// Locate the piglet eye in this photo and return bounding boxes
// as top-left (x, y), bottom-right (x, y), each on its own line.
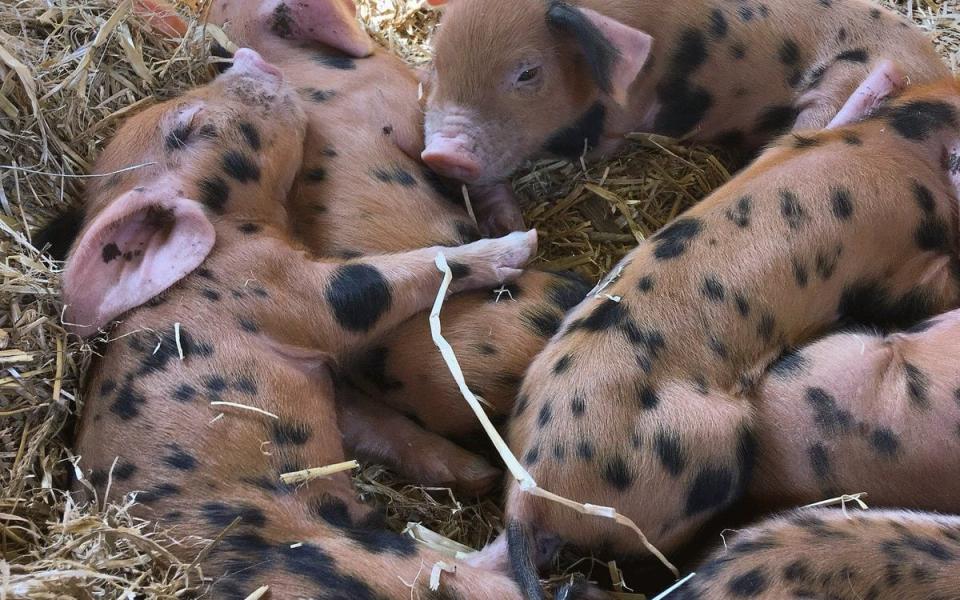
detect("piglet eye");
top-left (516, 66), bottom-right (541, 83)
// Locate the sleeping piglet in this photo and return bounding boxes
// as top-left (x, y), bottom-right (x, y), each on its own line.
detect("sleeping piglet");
top-left (421, 0), bottom-right (949, 231)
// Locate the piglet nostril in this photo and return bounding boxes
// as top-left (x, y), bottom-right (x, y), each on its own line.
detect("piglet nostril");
top-left (421, 138), bottom-right (482, 182)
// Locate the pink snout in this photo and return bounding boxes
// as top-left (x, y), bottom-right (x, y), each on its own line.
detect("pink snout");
top-left (232, 48), bottom-right (283, 80)
top-left (421, 137), bottom-right (482, 183)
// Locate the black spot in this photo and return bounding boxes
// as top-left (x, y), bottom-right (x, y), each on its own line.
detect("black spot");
top-left (838, 280), bottom-right (937, 331)
top-left (728, 568), bottom-right (769, 597)
top-left (915, 219), bottom-right (948, 252)
top-left (203, 375), bottom-right (228, 394)
top-left (89, 469), bottom-right (107, 488)
top-left (757, 312), bottom-right (776, 343)
top-left (372, 166), bottom-right (417, 187)
top-left (101, 243), bottom-right (121, 263)
top-left (885, 100), bottom-right (958, 141)
top-left (111, 380), bottom-right (147, 420)
top-left (769, 348), bottom-right (807, 377)
top-left (543, 102), bottom-right (606, 158)
top-left (792, 258), bottom-right (809, 287)
top-left (685, 466), bottom-right (733, 516)
top-left (730, 43), bottom-right (746, 60)
top-left (836, 48), bottom-right (869, 63)
top-left (738, 5), bottom-right (754, 21)
top-left (314, 50), bottom-right (356, 70)
top-left (709, 336), bottom-right (729, 360)
top-left (571, 395), bottom-right (586, 416)
top-left (115, 462), bottom-right (137, 480)
top-left (521, 308), bottom-right (561, 338)
top-left (548, 273), bottom-right (591, 310)
top-left (806, 387), bottom-right (854, 436)
top-left (635, 275), bottom-right (655, 293)
top-left (326, 264), bottom-right (392, 332)
top-left (577, 440), bottom-right (594, 461)
top-left (199, 176), bottom-right (229, 214)
top-left (654, 29), bottom-right (713, 137)
top-left (524, 445), bottom-right (540, 466)
top-left (842, 132), bottom-right (862, 146)
top-left (237, 223), bottom-right (261, 236)
top-left (837, 27), bottom-right (847, 42)
top-left (578, 299), bottom-right (628, 331)
top-left (603, 455), bottom-right (633, 490)
top-left (238, 122), bottom-right (261, 150)
top-left (870, 8), bottom-right (881, 18)
top-left (784, 559), bottom-right (811, 582)
top-left (222, 151), bottom-right (260, 183)
top-left (304, 167), bottom-right (327, 183)
top-left (831, 186), bottom-right (854, 220)
top-left (754, 105), bottom-right (799, 136)
top-left (792, 134), bottom-right (821, 149)
top-left (904, 363), bottom-right (930, 409)
top-left (652, 217), bottom-right (703, 260)
top-left (701, 276), bottom-right (725, 302)
top-left (779, 190), bottom-right (807, 230)
top-left (174, 384), bottom-right (197, 403)
top-left (734, 293), bottom-right (750, 317)
top-left (779, 39), bottom-right (800, 65)
top-left (201, 288), bottom-right (221, 302)
top-left (165, 122), bottom-right (191, 151)
top-left (546, 2), bottom-right (619, 94)
top-left (272, 421), bottom-right (312, 446)
top-left (310, 88), bottom-right (337, 102)
top-left (815, 247), bottom-right (841, 280)
top-left (709, 9), bottom-right (728, 38)
top-left (356, 347), bottom-right (402, 393)
top-left (808, 443), bottom-right (831, 479)
top-left (537, 404), bottom-right (553, 428)
top-left (238, 317), bottom-right (260, 333)
top-left (514, 394), bottom-right (529, 417)
top-left (655, 431), bottom-right (687, 476)
top-left (224, 375), bottom-right (253, 397)
top-left (724, 196), bottom-right (752, 229)
top-left (638, 384), bottom-right (659, 410)
top-left (553, 354), bottom-right (573, 375)
top-left (871, 428), bottom-right (901, 457)
top-left (138, 482), bottom-right (181, 504)
top-left (202, 501), bottom-right (267, 528)
top-left (163, 444), bottom-right (197, 471)
top-left (269, 2), bottom-right (294, 36)
top-left (278, 543), bottom-right (377, 599)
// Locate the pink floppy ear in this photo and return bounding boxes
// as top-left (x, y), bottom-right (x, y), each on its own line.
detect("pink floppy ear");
top-left (268, 0), bottom-right (375, 58)
top-left (547, 3), bottom-right (653, 107)
top-left (63, 186), bottom-right (215, 337)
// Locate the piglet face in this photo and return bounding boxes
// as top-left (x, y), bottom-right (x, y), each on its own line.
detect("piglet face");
top-left (64, 49), bottom-right (306, 336)
top-left (423, 0), bottom-right (652, 184)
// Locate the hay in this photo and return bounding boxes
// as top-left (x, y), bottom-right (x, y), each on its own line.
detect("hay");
top-left (0, 0), bottom-right (957, 597)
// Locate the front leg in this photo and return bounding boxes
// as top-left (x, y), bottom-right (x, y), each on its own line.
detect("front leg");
top-left (247, 230), bottom-right (537, 357)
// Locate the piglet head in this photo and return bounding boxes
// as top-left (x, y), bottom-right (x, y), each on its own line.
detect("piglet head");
top-left (64, 48), bottom-right (306, 336)
top-left (209, 0), bottom-right (374, 57)
top-left (423, 0), bottom-right (652, 185)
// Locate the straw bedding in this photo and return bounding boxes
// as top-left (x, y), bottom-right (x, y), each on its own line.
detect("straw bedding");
top-left (0, 0), bottom-right (957, 596)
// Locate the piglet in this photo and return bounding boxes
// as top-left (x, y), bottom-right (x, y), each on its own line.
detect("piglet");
top-left (482, 78), bottom-right (960, 598)
top-left (68, 48), bottom-right (539, 599)
top-left (422, 0), bottom-right (949, 231)
top-left (676, 508), bottom-right (960, 600)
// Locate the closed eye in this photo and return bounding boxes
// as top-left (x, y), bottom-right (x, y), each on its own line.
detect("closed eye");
top-left (165, 122), bottom-right (193, 151)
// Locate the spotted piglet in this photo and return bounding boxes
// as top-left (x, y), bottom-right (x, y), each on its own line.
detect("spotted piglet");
top-left (484, 78), bottom-right (960, 598)
top-left (675, 508), bottom-right (960, 600)
top-left (421, 0), bottom-right (949, 231)
top-left (67, 49), bottom-right (538, 599)
top-left (750, 308), bottom-right (960, 512)
top-left (202, 0), bottom-right (595, 494)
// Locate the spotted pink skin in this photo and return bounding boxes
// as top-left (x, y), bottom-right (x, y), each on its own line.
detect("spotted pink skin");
top-left (423, 0), bottom-right (948, 218)
top-left (485, 79), bottom-right (960, 591)
top-left (679, 508), bottom-right (960, 599)
top-left (68, 47), bottom-right (539, 598)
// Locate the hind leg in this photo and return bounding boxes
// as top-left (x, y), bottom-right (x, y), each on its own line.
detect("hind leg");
top-left (752, 309), bottom-right (960, 511)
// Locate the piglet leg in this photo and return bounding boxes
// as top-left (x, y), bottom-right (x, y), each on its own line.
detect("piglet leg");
top-left (468, 183), bottom-right (527, 237)
top-left (337, 384), bottom-right (501, 495)
top-left (253, 230), bottom-right (537, 358)
top-left (827, 60), bottom-right (907, 129)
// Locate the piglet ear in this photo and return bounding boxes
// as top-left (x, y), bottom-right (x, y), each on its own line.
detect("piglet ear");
top-left (132, 0), bottom-right (189, 37)
top-left (546, 2), bottom-right (653, 107)
top-left (270, 0), bottom-right (374, 58)
top-left (63, 187), bottom-right (215, 337)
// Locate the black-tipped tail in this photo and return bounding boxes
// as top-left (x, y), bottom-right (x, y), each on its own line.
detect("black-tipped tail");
top-left (507, 519), bottom-right (545, 600)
